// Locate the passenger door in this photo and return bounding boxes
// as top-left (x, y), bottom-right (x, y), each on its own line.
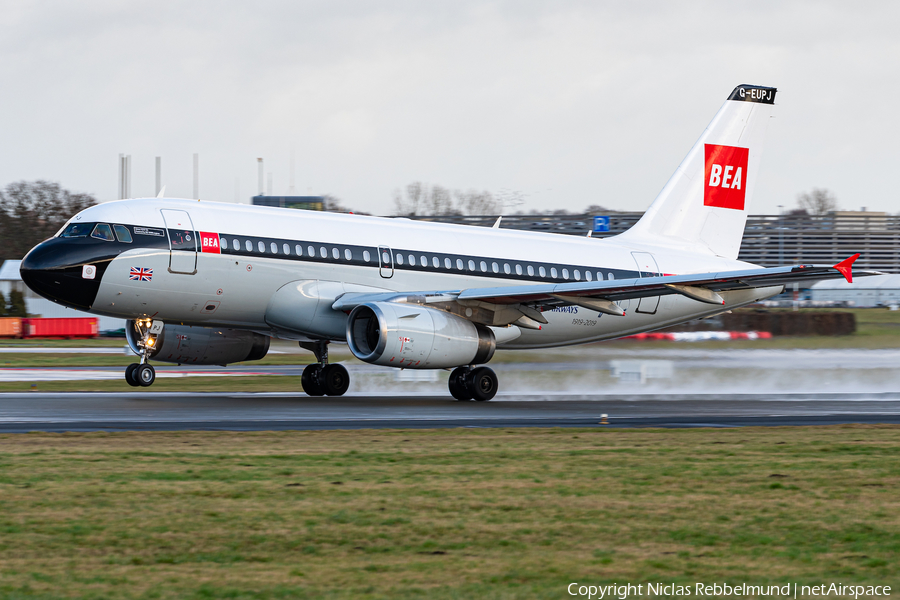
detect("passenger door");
top-left (631, 251), bottom-right (660, 314)
top-left (161, 209), bottom-right (197, 274)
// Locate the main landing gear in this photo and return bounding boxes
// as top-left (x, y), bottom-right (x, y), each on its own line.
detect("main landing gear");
top-left (448, 366), bottom-right (498, 401)
top-left (300, 341), bottom-right (350, 397)
top-left (126, 319), bottom-right (157, 388)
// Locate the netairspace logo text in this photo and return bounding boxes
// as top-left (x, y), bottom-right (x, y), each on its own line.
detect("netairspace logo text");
top-left (567, 582), bottom-right (892, 599)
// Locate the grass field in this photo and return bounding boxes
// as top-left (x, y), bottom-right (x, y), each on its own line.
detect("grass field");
top-left (0, 426), bottom-right (896, 599)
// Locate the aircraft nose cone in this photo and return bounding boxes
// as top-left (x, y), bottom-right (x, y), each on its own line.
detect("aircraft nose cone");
top-left (20, 239), bottom-right (107, 311)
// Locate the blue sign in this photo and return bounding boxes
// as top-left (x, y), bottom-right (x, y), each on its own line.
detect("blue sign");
top-left (592, 216), bottom-right (610, 233)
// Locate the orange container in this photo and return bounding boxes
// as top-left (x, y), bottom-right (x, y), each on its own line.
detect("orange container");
top-left (22, 318), bottom-right (99, 339)
top-left (0, 317), bottom-right (22, 338)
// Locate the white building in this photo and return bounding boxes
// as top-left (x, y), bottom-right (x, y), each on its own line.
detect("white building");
top-left (811, 274), bottom-right (900, 307)
top-left (0, 260), bottom-right (126, 332)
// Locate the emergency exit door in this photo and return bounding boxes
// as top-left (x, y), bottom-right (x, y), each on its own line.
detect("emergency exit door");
top-left (378, 246), bottom-right (394, 278)
top-left (161, 209), bottom-right (197, 274)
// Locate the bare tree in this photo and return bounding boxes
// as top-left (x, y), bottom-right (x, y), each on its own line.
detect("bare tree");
top-left (454, 189), bottom-right (500, 215)
top-left (797, 188), bottom-right (838, 215)
top-left (0, 180), bottom-right (96, 262)
top-left (321, 194), bottom-right (367, 214)
top-left (394, 182), bottom-right (531, 216)
top-left (394, 182), bottom-right (461, 216)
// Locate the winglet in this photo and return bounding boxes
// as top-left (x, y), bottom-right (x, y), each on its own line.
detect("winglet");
top-left (833, 253), bottom-right (860, 283)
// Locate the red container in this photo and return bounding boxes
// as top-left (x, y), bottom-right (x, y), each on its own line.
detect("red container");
top-left (22, 318), bottom-right (99, 339)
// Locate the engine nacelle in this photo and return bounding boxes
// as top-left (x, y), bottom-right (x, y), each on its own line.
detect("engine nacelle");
top-left (346, 303), bottom-right (495, 369)
top-left (126, 320), bottom-right (270, 365)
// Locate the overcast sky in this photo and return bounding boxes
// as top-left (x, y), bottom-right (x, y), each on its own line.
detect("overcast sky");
top-left (1, 1), bottom-right (898, 215)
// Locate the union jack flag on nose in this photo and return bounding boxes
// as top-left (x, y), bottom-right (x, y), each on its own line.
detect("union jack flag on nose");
top-left (129, 267), bottom-right (153, 282)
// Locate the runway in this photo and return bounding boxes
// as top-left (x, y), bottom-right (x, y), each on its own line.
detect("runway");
top-left (1, 391), bottom-right (899, 432)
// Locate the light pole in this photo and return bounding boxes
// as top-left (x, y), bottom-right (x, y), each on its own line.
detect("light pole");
top-left (777, 205), bottom-right (784, 266)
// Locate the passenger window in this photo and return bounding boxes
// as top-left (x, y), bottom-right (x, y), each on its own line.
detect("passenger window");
top-left (295, 244), bottom-right (303, 256)
top-left (382, 251), bottom-right (390, 263)
top-left (396, 254), bottom-right (404, 265)
top-left (457, 259), bottom-right (464, 270)
top-left (233, 239), bottom-right (240, 251)
top-left (574, 269), bottom-right (580, 281)
top-left (596, 272), bottom-right (603, 281)
top-left (420, 256), bottom-right (427, 267)
top-left (516, 264), bottom-right (523, 276)
top-left (308, 245), bottom-right (315, 256)
top-left (586, 271), bottom-right (592, 282)
top-left (258, 241), bottom-right (266, 253)
top-left (332, 248), bottom-right (340, 260)
top-left (444, 257), bottom-right (452, 269)
top-left (492, 262), bottom-right (499, 273)
top-left (504, 263), bottom-right (511, 275)
top-left (61, 223), bottom-right (93, 238)
top-left (408, 254), bottom-right (415, 265)
top-left (90, 223), bottom-right (115, 241)
top-left (550, 267), bottom-right (558, 278)
top-left (468, 260), bottom-right (476, 271)
top-left (320, 247), bottom-right (327, 258)
top-left (113, 225), bottom-right (132, 243)
top-left (363, 250), bottom-right (371, 262)
top-left (527, 265), bottom-right (534, 276)
top-left (345, 249), bottom-right (352, 261)
top-left (608, 273), bottom-right (615, 280)
top-left (433, 256), bottom-right (440, 268)
top-left (480, 261), bottom-right (487, 272)
top-left (562, 268), bottom-right (569, 280)
top-left (538, 266), bottom-right (546, 277)
top-left (220, 238), bottom-right (228, 250)
top-left (271, 242), bottom-right (278, 253)
top-left (283, 243), bottom-right (290, 254)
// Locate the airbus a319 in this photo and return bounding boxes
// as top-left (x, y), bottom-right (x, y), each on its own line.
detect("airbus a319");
top-left (20, 84), bottom-right (872, 400)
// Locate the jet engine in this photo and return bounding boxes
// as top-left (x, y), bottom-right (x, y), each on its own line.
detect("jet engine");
top-left (125, 320), bottom-right (270, 365)
top-left (346, 303), bottom-right (495, 369)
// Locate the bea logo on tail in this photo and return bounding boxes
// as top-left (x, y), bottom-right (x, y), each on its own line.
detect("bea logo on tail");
top-left (704, 144), bottom-right (749, 210)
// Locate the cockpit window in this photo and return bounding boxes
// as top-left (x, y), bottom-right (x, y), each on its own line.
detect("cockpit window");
top-left (113, 225), bottom-right (133, 243)
top-left (90, 223), bottom-right (115, 241)
top-left (61, 223), bottom-right (94, 238)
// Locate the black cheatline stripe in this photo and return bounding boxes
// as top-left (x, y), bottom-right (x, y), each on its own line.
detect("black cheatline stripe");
top-left (163, 228), bottom-right (643, 283)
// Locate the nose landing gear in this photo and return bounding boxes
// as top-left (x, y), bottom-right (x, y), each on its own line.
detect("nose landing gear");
top-left (125, 319), bottom-right (159, 387)
top-left (300, 341), bottom-right (350, 397)
top-left (449, 366), bottom-right (498, 401)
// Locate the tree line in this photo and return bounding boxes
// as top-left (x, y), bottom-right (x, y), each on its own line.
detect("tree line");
top-left (0, 180), bottom-right (97, 262)
top-left (0, 291), bottom-right (27, 317)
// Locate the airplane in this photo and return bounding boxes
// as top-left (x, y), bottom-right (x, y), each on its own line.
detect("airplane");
top-left (20, 84), bottom-right (875, 400)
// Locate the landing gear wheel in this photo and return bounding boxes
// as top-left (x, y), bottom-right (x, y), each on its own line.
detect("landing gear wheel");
top-left (301, 364), bottom-right (326, 396)
top-left (136, 364), bottom-right (156, 387)
top-left (466, 366), bottom-right (498, 401)
top-left (125, 363), bottom-right (140, 387)
top-left (322, 364), bottom-right (350, 396)
top-left (448, 367), bottom-right (473, 401)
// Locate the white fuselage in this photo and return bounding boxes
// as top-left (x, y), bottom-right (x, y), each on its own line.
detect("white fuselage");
top-left (52, 199), bottom-right (781, 349)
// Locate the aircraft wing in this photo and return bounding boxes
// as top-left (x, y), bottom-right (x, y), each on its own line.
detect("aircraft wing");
top-left (333, 254), bottom-right (879, 321)
top-left (456, 254), bottom-right (876, 306)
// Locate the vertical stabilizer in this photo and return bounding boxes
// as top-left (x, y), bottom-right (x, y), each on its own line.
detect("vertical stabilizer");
top-left (617, 84), bottom-right (776, 259)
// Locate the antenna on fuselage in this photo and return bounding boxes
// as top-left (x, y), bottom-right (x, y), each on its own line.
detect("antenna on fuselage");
top-left (156, 186), bottom-right (166, 198)
top-left (492, 216), bottom-right (502, 229)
